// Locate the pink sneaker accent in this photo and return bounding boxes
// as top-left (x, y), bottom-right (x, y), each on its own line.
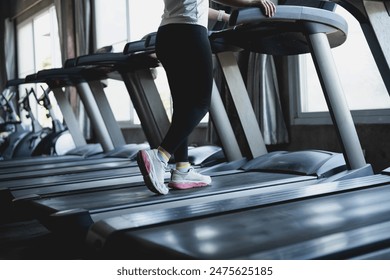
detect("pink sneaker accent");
top-left (141, 150), bottom-right (152, 174)
top-left (137, 150), bottom-right (169, 195)
top-left (168, 181), bottom-right (209, 190)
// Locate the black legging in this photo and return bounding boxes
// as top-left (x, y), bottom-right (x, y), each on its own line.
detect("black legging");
top-left (156, 23), bottom-right (213, 162)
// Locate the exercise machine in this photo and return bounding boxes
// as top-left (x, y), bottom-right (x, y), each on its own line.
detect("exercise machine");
top-left (13, 5), bottom-right (371, 250)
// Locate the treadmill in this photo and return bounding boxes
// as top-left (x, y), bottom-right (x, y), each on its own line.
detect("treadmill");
top-left (0, 70), bottom-right (125, 166)
top-left (0, 47), bottom-right (153, 220)
top-left (0, 79), bottom-right (57, 160)
top-left (1, 36), bottom-right (232, 222)
top-left (0, 38), bottom-right (166, 178)
top-left (0, 76), bottom-right (140, 183)
top-left (12, 4), bottom-right (376, 249)
top-left (0, 75), bottom-right (103, 162)
top-left (0, 69), bottom-right (146, 207)
top-left (83, 5), bottom-right (390, 259)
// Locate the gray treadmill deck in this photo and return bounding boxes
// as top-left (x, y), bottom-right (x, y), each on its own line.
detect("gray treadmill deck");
top-left (23, 171), bottom-right (316, 217)
top-left (119, 179), bottom-right (390, 259)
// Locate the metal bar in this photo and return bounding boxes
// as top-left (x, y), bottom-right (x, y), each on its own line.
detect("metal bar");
top-left (363, 0), bottom-right (390, 93)
top-left (121, 69), bottom-right (170, 149)
top-left (383, 0), bottom-right (390, 16)
top-left (51, 87), bottom-right (86, 147)
top-left (76, 82), bottom-right (114, 152)
top-left (88, 80), bottom-right (126, 148)
top-left (307, 32), bottom-right (367, 170)
top-left (209, 80), bottom-right (243, 161)
top-left (216, 51), bottom-right (268, 159)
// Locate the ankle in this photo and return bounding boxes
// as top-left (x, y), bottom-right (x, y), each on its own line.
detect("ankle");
top-left (157, 147), bottom-right (170, 164)
top-left (176, 162), bottom-right (191, 173)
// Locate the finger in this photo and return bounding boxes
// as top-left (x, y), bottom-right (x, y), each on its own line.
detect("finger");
top-left (270, 2), bottom-right (276, 17)
top-left (261, 0), bottom-right (274, 17)
top-left (266, 1), bottom-right (276, 17)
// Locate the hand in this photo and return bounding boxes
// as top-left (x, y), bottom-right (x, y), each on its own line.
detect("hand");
top-left (257, 0), bottom-right (276, 17)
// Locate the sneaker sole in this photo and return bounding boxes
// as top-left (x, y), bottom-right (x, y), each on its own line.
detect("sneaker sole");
top-left (137, 151), bottom-right (168, 195)
top-left (168, 181), bottom-right (210, 190)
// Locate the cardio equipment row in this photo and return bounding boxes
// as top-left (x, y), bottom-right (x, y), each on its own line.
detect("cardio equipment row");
top-left (2, 1), bottom-right (390, 260)
top-left (0, 29), bottom-right (226, 221)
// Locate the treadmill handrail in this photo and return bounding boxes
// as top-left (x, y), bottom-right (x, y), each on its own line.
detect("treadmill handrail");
top-left (25, 67), bottom-right (108, 88)
top-left (122, 32), bottom-right (157, 55)
top-left (70, 51), bottom-right (159, 72)
top-left (229, 6), bottom-right (348, 35)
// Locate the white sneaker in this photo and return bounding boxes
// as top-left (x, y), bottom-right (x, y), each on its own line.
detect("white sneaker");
top-left (137, 149), bottom-right (169, 195)
top-left (168, 168), bottom-right (212, 190)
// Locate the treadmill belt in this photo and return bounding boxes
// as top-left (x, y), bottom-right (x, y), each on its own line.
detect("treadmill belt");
top-left (1, 165), bottom-right (139, 191)
top-left (0, 159), bottom-right (135, 181)
top-left (9, 168), bottom-right (141, 198)
top-left (0, 157), bottom-right (131, 175)
top-left (0, 155), bottom-right (82, 169)
top-left (24, 171), bottom-right (314, 214)
top-left (113, 183), bottom-right (390, 259)
top-left (0, 165), bottom-right (140, 221)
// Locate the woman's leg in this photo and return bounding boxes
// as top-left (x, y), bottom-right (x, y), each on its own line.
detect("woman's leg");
top-left (156, 24), bottom-right (213, 161)
top-left (137, 24), bottom-right (213, 194)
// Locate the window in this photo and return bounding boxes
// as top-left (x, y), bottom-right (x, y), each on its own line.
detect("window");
top-left (291, 5), bottom-right (390, 125)
top-left (94, 0), bottom-right (171, 125)
top-left (17, 6), bottom-right (62, 128)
